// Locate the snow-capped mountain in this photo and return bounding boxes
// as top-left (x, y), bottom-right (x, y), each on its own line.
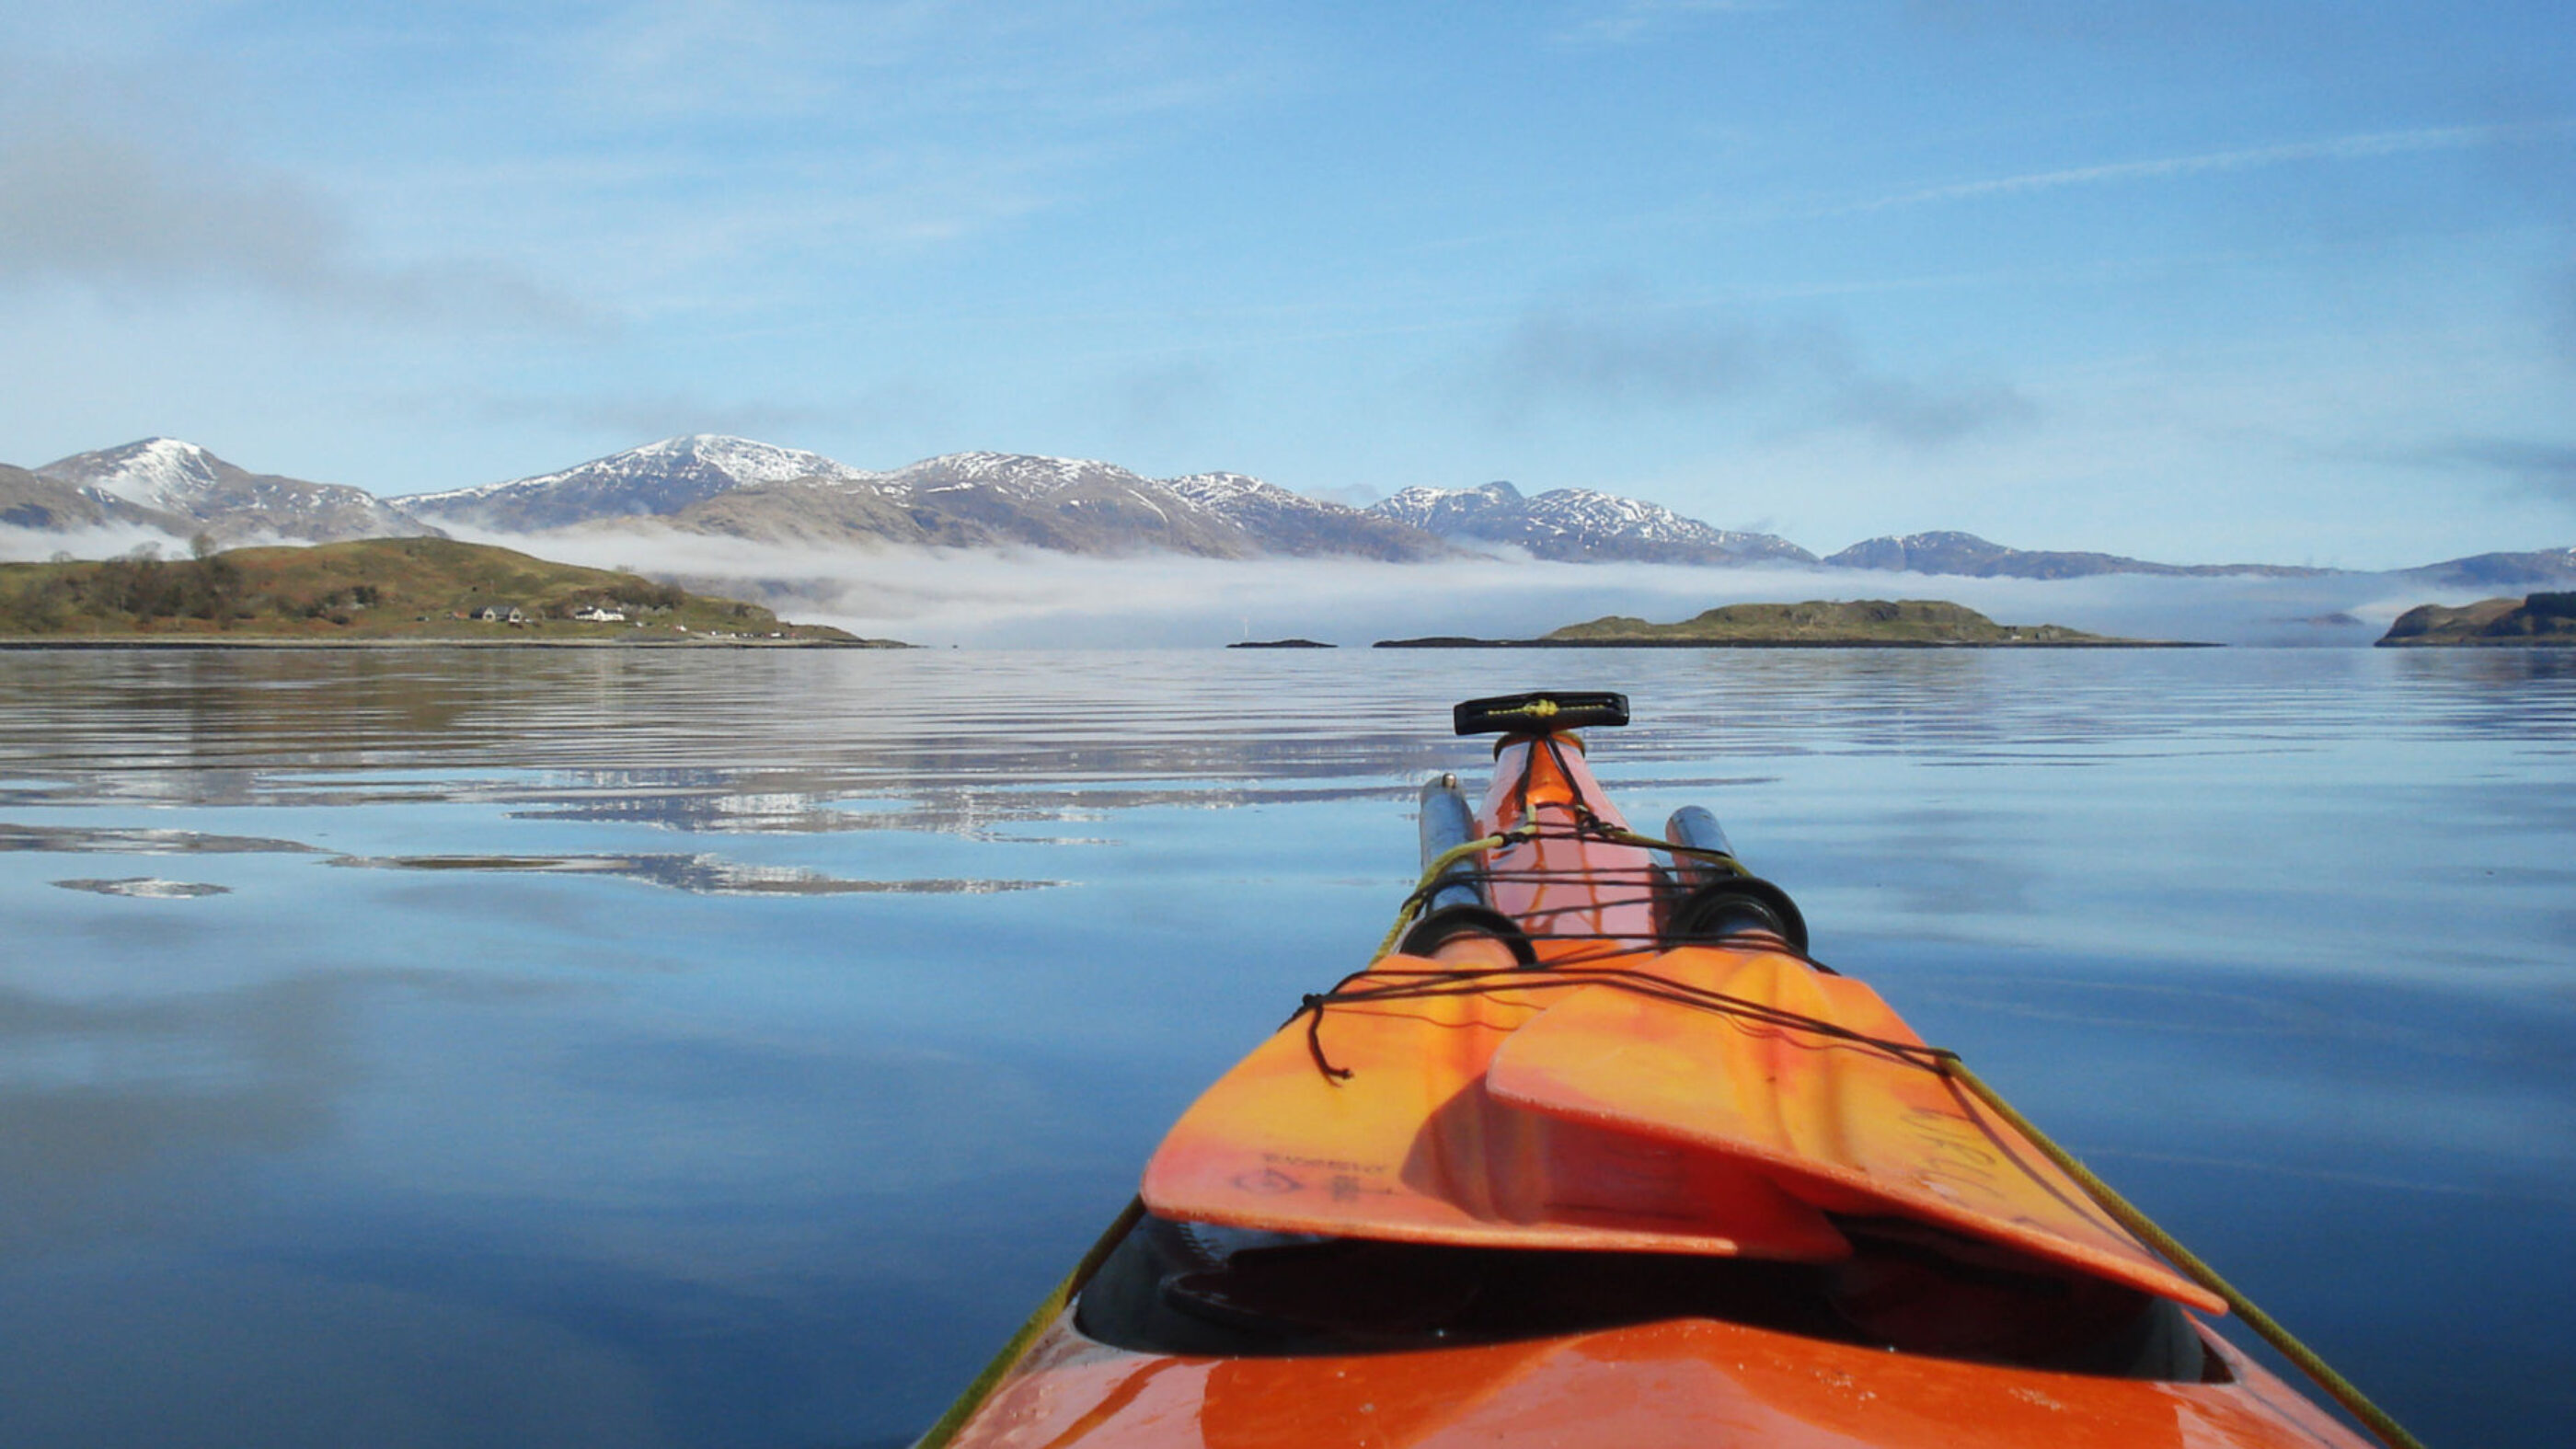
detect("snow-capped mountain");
top-left (434, 441), bottom-right (1453, 559)
top-left (396, 435), bottom-right (890, 532)
top-left (860, 451), bottom-right (1251, 556)
top-left (0, 462), bottom-right (190, 535)
top-left (892, 451), bottom-right (1139, 502)
top-left (1823, 531), bottom-right (2327, 580)
top-left (16, 432), bottom-right (2566, 584)
top-left (36, 439), bottom-right (436, 544)
top-left (1368, 480), bottom-right (1815, 565)
top-left (1153, 470), bottom-right (1451, 559)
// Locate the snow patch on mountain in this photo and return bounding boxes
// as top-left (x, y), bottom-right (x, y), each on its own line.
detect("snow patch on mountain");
top-left (892, 453), bottom-right (1158, 501)
top-left (396, 435), bottom-right (895, 530)
top-left (410, 435), bottom-right (886, 505)
top-left (1369, 480), bottom-right (1814, 564)
top-left (38, 438), bottom-right (435, 542)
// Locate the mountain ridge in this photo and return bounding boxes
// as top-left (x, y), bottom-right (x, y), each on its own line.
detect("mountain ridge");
top-left (1367, 479), bottom-right (1814, 565)
top-left (7, 434), bottom-right (2571, 584)
top-left (38, 439), bottom-right (437, 545)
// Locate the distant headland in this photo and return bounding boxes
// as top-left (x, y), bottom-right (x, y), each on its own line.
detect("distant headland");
top-left (0, 537), bottom-right (906, 648)
top-left (2376, 592), bottom-right (2576, 647)
top-left (1376, 600), bottom-right (2206, 649)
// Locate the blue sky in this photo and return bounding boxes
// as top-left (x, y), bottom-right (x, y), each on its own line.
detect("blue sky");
top-left (1, 0), bottom-right (2570, 567)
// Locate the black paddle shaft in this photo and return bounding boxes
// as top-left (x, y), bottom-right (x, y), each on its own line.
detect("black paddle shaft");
top-left (1452, 692), bottom-right (1630, 736)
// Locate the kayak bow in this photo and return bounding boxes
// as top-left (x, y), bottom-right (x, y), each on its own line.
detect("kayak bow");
top-left (926, 693), bottom-right (2411, 1449)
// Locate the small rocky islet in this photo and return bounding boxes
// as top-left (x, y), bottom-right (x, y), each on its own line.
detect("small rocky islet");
top-left (1376, 599), bottom-right (2193, 649)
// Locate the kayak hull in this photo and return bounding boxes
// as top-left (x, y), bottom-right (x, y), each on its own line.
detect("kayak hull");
top-left (928, 705), bottom-right (2385, 1449)
top-left (944, 1309), bottom-right (2368, 1449)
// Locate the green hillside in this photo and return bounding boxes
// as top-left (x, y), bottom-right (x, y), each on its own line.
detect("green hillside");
top-left (1542, 599), bottom-right (2123, 645)
top-left (0, 537), bottom-right (892, 644)
top-left (2377, 592), bottom-right (2576, 646)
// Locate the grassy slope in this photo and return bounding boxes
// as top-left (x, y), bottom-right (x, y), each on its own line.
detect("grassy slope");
top-left (2378, 592), bottom-right (2576, 645)
top-left (0, 536), bottom-right (881, 642)
top-left (1543, 599), bottom-right (2118, 644)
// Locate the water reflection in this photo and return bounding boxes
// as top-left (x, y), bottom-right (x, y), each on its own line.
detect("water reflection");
top-left (1, 822), bottom-right (318, 855)
top-left (51, 878), bottom-right (232, 898)
top-left (327, 852), bottom-right (1060, 896)
top-left (0, 647), bottom-right (2568, 1448)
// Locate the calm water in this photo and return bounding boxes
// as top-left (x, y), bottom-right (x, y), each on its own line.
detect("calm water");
top-left (1, 647), bottom-right (2570, 1448)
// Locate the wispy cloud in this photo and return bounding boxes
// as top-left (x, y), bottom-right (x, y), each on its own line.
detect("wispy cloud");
top-left (382, 381), bottom-right (953, 466)
top-left (1490, 293), bottom-right (2037, 448)
top-left (1499, 305), bottom-right (1817, 408)
top-left (1827, 374), bottom-right (2040, 447)
top-left (2412, 438), bottom-right (2576, 503)
top-left (2551, 261), bottom-right (2576, 367)
top-left (0, 104), bottom-right (594, 328)
top-left (1556, 0), bottom-right (1784, 46)
top-left (1850, 121), bottom-right (2576, 213)
top-left (447, 391), bottom-right (843, 443)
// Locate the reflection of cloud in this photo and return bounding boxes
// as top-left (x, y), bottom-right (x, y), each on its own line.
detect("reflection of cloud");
top-left (2088, 1147), bottom-right (2553, 1202)
top-left (327, 851), bottom-right (1060, 897)
top-left (0, 976), bottom-right (354, 1253)
top-left (0, 823), bottom-right (319, 856)
top-left (0, 1263), bottom-right (666, 1445)
top-left (52, 878), bottom-right (230, 898)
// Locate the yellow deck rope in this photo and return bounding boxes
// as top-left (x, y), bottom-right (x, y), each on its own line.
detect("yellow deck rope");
top-left (1374, 812), bottom-right (1750, 960)
top-left (1587, 821), bottom-right (1748, 873)
top-left (1372, 830), bottom-right (1512, 956)
top-left (912, 1197), bottom-right (1146, 1449)
top-left (1935, 1054), bottom-right (2427, 1449)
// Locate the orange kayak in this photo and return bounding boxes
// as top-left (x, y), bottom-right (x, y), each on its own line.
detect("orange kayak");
top-left (928, 693), bottom-right (2382, 1449)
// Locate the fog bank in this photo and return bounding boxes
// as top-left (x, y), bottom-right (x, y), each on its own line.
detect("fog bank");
top-left (472, 531), bottom-right (2498, 649)
top-left (4, 523), bottom-right (2522, 648)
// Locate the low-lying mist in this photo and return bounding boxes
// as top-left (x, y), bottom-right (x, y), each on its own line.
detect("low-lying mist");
top-left (461, 530), bottom-right (2489, 649)
top-left (0, 523), bottom-right (2510, 648)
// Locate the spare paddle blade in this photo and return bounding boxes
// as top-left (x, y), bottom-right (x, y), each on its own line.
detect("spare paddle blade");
top-left (1483, 948), bottom-right (2224, 1313)
top-left (1141, 954), bottom-right (1848, 1260)
top-left (1454, 692), bottom-right (1629, 737)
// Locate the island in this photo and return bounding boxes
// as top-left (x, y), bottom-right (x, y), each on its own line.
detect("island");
top-left (1376, 600), bottom-right (2201, 649)
top-left (1227, 638), bottom-right (1336, 649)
top-left (0, 537), bottom-right (906, 647)
top-left (2376, 592), bottom-right (2576, 646)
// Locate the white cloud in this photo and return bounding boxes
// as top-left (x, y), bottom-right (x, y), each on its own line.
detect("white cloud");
top-left (1556, 0), bottom-right (1785, 46)
top-left (1850, 121), bottom-right (2576, 213)
top-left (1489, 292), bottom-right (2038, 449)
top-left (0, 92), bottom-right (593, 328)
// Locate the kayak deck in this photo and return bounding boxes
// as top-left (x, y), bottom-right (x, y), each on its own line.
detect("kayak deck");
top-left (960, 1307), bottom-right (2359, 1449)
top-left (929, 700), bottom-right (2383, 1449)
